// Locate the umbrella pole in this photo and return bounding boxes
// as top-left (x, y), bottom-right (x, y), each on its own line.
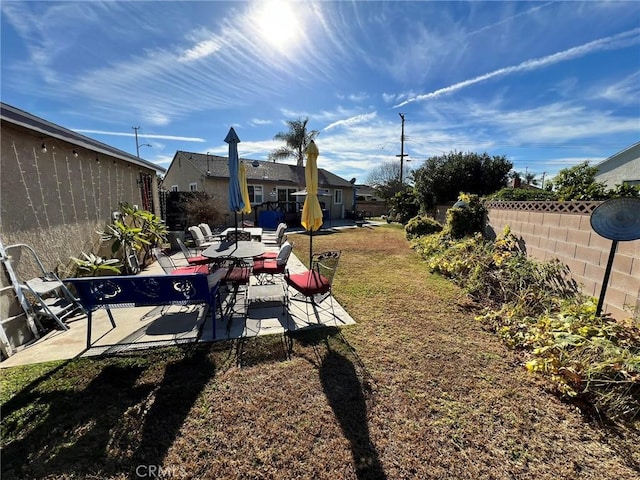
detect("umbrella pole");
top-left (309, 231), bottom-right (313, 270)
top-left (234, 212), bottom-right (238, 246)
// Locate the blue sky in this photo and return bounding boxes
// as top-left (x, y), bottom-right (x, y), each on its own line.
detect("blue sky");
top-left (2, 1), bottom-right (639, 185)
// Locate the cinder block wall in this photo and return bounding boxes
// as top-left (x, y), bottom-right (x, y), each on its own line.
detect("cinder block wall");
top-left (486, 206), bottom-right (639, 321)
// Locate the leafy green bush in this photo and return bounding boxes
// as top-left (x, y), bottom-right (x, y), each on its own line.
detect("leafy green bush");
top-left (387, 188), bottom-right (419, 224)
top-left (609, 183), bottom-right (640, 198)
top-left (489, 188), bottom-right (559, 201)
top-left (443, 193), bottom-right (486, 239)
top-left (547, 161), bottom-right (608, 201)
top-left (405, 215), bottom-right (443, 239)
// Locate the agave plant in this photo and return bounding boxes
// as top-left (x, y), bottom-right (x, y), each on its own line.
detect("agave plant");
top-left (71, 252), bottom-right (122, 276)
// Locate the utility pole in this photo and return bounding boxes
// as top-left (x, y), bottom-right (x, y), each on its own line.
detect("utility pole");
top-left (396, 113), bottom-right (408, 184)
top-left (132, 126), bottom-right (151, 158)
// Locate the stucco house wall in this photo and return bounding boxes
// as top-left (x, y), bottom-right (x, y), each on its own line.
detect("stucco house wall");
top-left (162, 151), bottom-right (354, 227)
top-left (595, 142), bottom-right (640, 189)
top-left (1, 103), bottom-right (165, 355)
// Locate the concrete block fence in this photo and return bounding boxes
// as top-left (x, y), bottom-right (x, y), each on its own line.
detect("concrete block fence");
top-left (484, 201), bottom-right (639, 321)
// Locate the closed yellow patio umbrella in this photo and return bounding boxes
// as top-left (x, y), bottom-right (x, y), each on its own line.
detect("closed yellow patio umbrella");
top-left (239, 162), bottom-right (252, 226)
top-left (301, 140), bottom-right (323, 267)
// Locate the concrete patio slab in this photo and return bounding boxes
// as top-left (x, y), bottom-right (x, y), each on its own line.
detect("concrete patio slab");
top-left (0, 246), bottom-right (355, 368)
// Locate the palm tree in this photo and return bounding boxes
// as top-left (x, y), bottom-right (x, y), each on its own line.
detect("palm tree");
top-left (523, 172), bottom-right (538, 186)
top-left (269, 118), bottom-right (319, 166)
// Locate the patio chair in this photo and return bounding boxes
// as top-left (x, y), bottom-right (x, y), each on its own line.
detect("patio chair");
top-left (262, 223), bottom-right (288, 247)
top-left (252, 241), bottom-right (294, 284)
top-left (256, 223), bottom-right (288, 260)
top-left (175, 238), bottom-right (215, 266)
top-left (226, 230), bottom-right (252, 243)
top-left (188, 226), bottom-right (216, 250)
top-left (199, 223), bottom-right (222, 242)
top-left (153, 248), bottom-right (210, 275)
top-left (285, 250), bottom-right (341, 320)
top-left (152, 248), bottom-right (225, 320)
top-left (219, 258), bottom-right (252, 321)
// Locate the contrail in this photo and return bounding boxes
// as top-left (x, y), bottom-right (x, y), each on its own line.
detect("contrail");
top-left (394, 28), bottom-right (640, 108)
top-left (74, 129), bottom-right (206, 142)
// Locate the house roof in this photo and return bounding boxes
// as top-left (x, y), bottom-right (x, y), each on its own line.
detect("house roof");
top-left (172, 151), bottom-right (354, 188)
top-left (1, 102), bottom-right (165, 173)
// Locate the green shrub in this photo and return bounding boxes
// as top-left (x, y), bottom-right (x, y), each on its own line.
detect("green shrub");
top-left (405, 215), bottom-right (443, 239)
top-left (489, 188), bottom-right (559, 201)
top-left (387, 188), bottom-right (419, 224)
top-left (443, 193), bottom-right (486, 239)
top-left (609, 183), bottom-right (640, 198)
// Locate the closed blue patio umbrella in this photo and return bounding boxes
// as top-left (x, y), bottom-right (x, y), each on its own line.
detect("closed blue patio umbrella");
top-left (225, 127), bottom-right (244, 245)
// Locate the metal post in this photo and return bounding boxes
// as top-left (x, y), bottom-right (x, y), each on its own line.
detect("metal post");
top-left (596, 240), bottom-right (618, 317)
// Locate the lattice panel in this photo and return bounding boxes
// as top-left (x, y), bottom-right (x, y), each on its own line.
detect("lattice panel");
top-left (484, 200), bottom-right (603, 215)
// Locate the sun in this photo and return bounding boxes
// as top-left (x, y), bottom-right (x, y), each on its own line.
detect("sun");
top-left (254, 1), bottom-right (301, 52)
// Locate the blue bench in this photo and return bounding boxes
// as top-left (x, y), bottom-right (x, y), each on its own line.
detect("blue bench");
top-left (65, 273), bottom-right (220, 349)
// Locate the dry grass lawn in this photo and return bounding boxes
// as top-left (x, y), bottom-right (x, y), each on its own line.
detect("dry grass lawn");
top-left (1, 224), bottom-right (638, 479)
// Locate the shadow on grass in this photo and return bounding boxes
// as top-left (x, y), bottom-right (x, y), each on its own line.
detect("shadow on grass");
top-left (1, 345), bottom-right (216, 479)
top-left (320, 350), bottom-right (386, 480)
top-left (290, 327), bottom-right (386, 479)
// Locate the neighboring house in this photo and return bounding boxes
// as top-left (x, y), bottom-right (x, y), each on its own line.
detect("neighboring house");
top-left (594, 142), bottom-right (640, 189)
top-left (353, 184), bottom-right (387, 217)
top-left (162, 151), bottom-right (355, 226)
top-left (355, 184), bottom-right (384, 202)
top-left (0, 102), bottom-right (165, 357)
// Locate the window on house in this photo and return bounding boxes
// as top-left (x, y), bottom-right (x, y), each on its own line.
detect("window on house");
top-left (248, 185), bottom-right (263, 204)
top-left (624, 179), bottom-right (640, 186)
top-left (334, 189), bottom-right (343, 204)
top-left (189, 183), bottom-right (198, 191)
top-left (171, 185), bottom-right (178, 192)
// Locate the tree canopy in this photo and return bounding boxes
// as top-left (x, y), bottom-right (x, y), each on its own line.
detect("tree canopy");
top-left (269, 118), bottom-right (319, 167)
top-left (366, 161), bottom-right (412, 200)
top-left (546, 161), bottom-right (608, 200)
top-left (412, 151), bottom-right (512, 209)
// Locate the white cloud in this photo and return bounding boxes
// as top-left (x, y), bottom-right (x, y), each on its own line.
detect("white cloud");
top-left (178, 38), bottom-right (222, 62)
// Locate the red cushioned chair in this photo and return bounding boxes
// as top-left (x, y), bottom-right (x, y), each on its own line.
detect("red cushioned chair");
top-left (219, 259), bottom-right (252, 320)
top-left (253, 241), bottom-right (293, 284)
top-left (153, 248), bottom-right (210, 275)
top-left (254, 223), bottom-right (288, 261)
top-left (285, 250), bottom-right (341, 320)
top-left (176, 237), bottom-right (214, 266)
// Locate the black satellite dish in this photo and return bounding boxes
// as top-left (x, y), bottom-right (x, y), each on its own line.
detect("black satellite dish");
top-left (590, 197), bottom-right (640, 241)
top-left (589, 197), bottom-right (640, 316)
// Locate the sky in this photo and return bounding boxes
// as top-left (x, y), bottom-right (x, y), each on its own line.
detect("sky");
top-left (2, 1), bottom-right (639, 186)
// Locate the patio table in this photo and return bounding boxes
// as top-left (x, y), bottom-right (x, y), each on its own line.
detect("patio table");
top-left (202, 240), bottom-right (265, 260)
top-left (220, 227), bottom-right (263, 242)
